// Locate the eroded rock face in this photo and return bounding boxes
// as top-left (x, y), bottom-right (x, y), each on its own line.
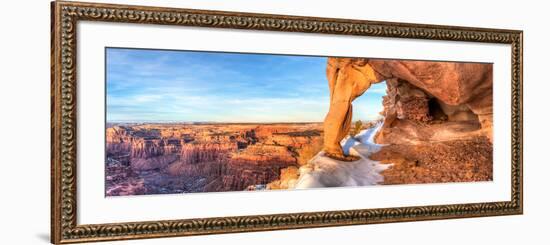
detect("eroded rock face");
top-left (105, 123), bottom-right (322, 195)
top-left (130, 139), bottom-right (181, 170)
top-left (323, 57), bottom-right (493, 149)
top-left (369, 59), bottom-right (493, 143)
top-left (387, 79), bottom-right (433, 122)
top-left (106, 126), bottom-right (133, 165)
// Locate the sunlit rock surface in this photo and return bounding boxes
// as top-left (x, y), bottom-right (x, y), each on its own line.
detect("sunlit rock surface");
top-left (105, 123), bottom-right (323, 195)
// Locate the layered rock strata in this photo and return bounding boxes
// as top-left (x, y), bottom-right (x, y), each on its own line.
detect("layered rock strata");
top-left (105, 123), bottom-right (323, 195)
top-left (322, 57), bottom-right (492, 149)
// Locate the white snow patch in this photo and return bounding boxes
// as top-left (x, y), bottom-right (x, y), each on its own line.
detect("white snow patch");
top-left (294, 122), bottom-right (392, 189)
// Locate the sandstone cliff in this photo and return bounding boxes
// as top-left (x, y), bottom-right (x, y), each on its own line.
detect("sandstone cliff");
top-left (105, 123), bottom-right (322, 195)
top-left (366, 59), bottom-right (493, 144)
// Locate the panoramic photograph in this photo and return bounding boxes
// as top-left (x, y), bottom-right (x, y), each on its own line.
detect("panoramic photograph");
top-left (105, 47), bottom-right (493, 196)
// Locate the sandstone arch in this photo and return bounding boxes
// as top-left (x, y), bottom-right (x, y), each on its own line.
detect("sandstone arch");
top-left (323, 57), bottom-right (493, 161)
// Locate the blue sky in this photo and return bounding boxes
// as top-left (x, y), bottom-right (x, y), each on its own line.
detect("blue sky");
top-left (106, 48), bottom-right (386, 123)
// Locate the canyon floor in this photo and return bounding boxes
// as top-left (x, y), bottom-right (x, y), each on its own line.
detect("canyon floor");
top-left (105, 122), bottom-right (493, 196)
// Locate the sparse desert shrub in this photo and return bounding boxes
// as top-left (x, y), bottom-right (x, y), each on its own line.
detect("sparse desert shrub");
top-left (349, 120), bottom-right (364, 137)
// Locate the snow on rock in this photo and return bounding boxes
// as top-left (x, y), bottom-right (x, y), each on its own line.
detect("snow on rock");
top-left (294, 122), bottom-right (392, 189)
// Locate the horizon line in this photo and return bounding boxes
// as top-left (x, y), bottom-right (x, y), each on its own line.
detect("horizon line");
top-left (105, 119), bottom-right (382, 125)
top-left (106, 121), bottom-right (325, 124)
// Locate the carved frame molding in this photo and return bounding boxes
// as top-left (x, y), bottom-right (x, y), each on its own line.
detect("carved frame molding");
top-left (51, 1), bottom-right (523, 243)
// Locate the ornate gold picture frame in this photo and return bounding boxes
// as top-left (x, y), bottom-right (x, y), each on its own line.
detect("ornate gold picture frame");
top-left (51, 1), bottom-right (523, 243)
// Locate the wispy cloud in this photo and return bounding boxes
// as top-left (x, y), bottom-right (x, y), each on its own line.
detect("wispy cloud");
top-left (106, 48), bottom-right (385, 122)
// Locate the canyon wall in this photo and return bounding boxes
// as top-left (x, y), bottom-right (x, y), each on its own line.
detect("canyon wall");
top-left (105, 123), bottom-right (323, 195)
